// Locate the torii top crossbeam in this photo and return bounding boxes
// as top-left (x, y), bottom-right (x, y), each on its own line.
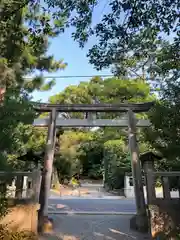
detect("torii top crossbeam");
top-left (33, 101), bottom-right (154, 113)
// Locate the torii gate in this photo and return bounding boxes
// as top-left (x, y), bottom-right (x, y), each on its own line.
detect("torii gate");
top-left (33, 102), bottom-right (154, 232)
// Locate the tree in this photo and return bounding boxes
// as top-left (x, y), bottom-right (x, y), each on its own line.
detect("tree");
top-left (49, 77), bottom-right (154, 186)
top-left (49, 77), bottom-right (154, 144)
top-left (1, 0), bottom-right (66, 90)
top-left (0, 0), bottom-right (67, 170)
top-left (103, 139), bottom-right (130, 190)
top-left (54, 130), bottom-right (94, 182)
top-left (50, 76), bottom-right (154, 105)
top-left (44, 0), bottom-right (180, 176)
top-left (145, 75), bottom-right (180, 168)
top-left (40, 0), bottom-right (179, 173)
top-left (45, 0), bottom-right (179, 76)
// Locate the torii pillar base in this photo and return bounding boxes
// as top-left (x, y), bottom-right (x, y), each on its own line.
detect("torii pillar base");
top-left (38, 216), bottom-right (54, 234)
top-left (130, 213), bottom-right (149, 233)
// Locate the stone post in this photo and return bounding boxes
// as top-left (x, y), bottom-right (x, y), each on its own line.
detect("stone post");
top-left (141, 154), bottom-right (156, 204)
top-left (140, 153), bottom-right (157, 238)
top-left (15, 175), bottom-right (24, 199)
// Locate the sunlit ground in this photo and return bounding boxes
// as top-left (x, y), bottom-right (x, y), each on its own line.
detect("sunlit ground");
top-left (40, 215), bottom-right (149, 240)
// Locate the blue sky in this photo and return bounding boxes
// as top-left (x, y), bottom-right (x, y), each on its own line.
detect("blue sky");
top-left (32, 1), bottom-right (112, 103)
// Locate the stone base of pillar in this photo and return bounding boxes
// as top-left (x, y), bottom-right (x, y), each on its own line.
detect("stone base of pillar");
top-left (130, 214), bottom-right (149, 233)
top-left (38, 216), bottom-right (54, 234)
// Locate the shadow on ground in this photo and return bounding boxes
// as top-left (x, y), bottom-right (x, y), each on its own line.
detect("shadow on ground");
top-left (40, 215), bottom-right (150, 240)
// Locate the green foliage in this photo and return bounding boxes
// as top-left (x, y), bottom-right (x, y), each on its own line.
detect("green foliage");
top-left (88, 164), bottom-right (103, 180)
top-left (45, 0), bottom-right (179, 77)
top-left (49, 77), bottom-right (154, 185)
top-left (3, 0), bottom-right (180, 192)
top-left (0, 88), bottom-right (46, 170)
top-left (80, 133), bottom-right (104, 179)
top-left (0, 0), bottom-right (67, 89)
top-left (145, 75), bottom-right (180, 171)
top-left (69, 177), bottom-right (80, 188)
top-left (0, 193), bottom-right (8, 219)
top-left (0, 89), bottom-right (35, 153)
top-left (50, 77), bottom-right (153, 104)
top-left (0, 0), bottom-right (67, 171)
top-left (0, 225), bottom-right (38, 240)
top-left (104, 139), bottom-right (130, 189)
top-left (54, 130), bottom-right (94, 181)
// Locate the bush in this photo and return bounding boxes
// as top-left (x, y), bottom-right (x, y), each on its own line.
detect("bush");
top-left (69, 177), bottom-right (80, 188)
top-left (0, 188), bottom-right (8, 219)
top-left (88, 164), bottom-right (103, 179)
top-left (0, 225), bottom-right (38, 240)
top-left (103, 139), bottom-right (130, 190)
top-left (0, 188), bottom-right (38, 240)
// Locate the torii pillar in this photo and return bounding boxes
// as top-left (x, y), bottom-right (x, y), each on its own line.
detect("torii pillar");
top-left (128, 109), bottom-right (148, 232)
top-left (38, 108), bottom-right (57, 232)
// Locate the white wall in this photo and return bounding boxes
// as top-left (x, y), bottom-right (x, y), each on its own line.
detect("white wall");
top-left (124, 175), bottom-right (147, 198)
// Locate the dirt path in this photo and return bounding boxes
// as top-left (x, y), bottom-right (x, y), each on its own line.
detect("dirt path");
top-left (52, 185), bottom-right (91, 197)
top-left (51, 181), bottom-right (119, 198)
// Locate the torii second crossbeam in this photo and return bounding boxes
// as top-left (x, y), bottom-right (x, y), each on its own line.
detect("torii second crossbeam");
top-left (33, 118), bottom-right (151, 127)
